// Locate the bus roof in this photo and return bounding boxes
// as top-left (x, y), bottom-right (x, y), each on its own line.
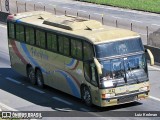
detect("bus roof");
top-left (10, 11), bottom-right (140, 44)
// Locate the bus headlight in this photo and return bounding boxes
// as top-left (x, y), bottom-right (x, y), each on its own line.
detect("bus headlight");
top-left (102, 93), bottom-right (115, 98)
top-left (139, 86), bottom-right (149, 91)
top-left (103, 80), bottom-right (114, 88)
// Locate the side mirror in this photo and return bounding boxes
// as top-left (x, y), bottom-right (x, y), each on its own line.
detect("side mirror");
top-left (93, 58), bottom-right (102, 75)
top-left (146, 49), bottom-right (154, 66)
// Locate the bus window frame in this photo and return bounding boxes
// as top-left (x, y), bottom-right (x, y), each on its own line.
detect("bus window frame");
top-left (35, 28), bottom-right (46, 49)
top-left (7, 21), bottom-right (95, 62)
top-left (46, 32), bottom-right (58, 52)
top-left (83, 61), bottom-right (99, 87)
top-left (25, 26), bottom-right (35, 45)
top-left (83, 41), bottom-right (94, 61)
top-left (71, 38), bottom-right (83, 60)
top-left (7, 21), bottom-right (16, 39)
top-left (15, 23), bottom-right (25, 42)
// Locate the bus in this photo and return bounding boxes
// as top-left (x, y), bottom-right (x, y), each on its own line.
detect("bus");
top-left (7, 11), bottom-right (154, 107)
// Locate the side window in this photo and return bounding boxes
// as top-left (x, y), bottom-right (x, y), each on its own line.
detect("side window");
top-left (47, 33), bottom-right (57, 51)
top-left (36, 30), bottom-right (46, 48)
top-left (83, 62), bottom-right (91, 82)
top-left (84, 62), bottom-right (98, 86)
top-left (90, 63), bottom-right (98, 86)
top-left (83, 42), bottom-right (94, 61)
top-left (16, 24), bottom-right (24, 41)
top-left (58, 36), bottom-right (70, 56)
top-left (26, 27), bottom-right (35, 45)
top-left (71, 39), bottom-right (82, 59)
top-left (8, 22), bottom-right (15, 39)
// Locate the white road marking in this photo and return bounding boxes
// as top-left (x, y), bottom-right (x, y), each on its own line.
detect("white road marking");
top-left (54, 108), bottom-right (73, 112)
top-left (139, 33), bottom-right (147, 36)
top-left (0, 102), bottom-right (18, 111)
top-left (112, 16), bottom-right (122, 19)
top-left (52, 97), bottom-right (72, 105)
top-left (152, 24), bottom-right (160, 27)
top-left (80, 108), bottom-right (90, 112)
top-left (131, 20), bottom-right (142, 23)
top-left (93, 13), bottom-right (103, 16)
top-left (49, 4), bottom-right (56, 7)
top-left (27, 86), bottom-right (45, 94)
top-left (78, 10), bottom-right (87, 13)
top-left (148, 66), bottom-right (160, 71)
top-left (37, 2), bottom-right (43, 4)
top-left (6, 77), bottom-right (21, 84)
top-left (63, 7), bottom-right (71, 10)
top-left (149, 96), bottom-right (160, 102)
top-left (0, 24), bottom-right (7, 28)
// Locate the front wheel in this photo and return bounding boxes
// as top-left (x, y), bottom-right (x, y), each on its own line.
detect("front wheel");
top-left (36, 69), bottom-right (44, 88)
top-left (27, 67), bottom-right (36, 85)
top-left (81, 86), bottom-right (92, 106)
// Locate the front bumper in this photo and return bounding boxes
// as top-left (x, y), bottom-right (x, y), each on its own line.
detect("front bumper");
top-left (101, 90), bottom-right (149, 107)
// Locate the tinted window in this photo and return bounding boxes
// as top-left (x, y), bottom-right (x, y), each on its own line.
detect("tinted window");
top-left (26, 27), bottom-right (35, 45)
top-left (96, 38), bottom-right (144, 58)
top-left (47, 33), bottom-right (57, 51)
top-left (71, 39), bottom-right (82, 59)
top-left (83, 42), bottom-right (94, 60)
top-left (84, 63), bottom-right (91, 82)
top-left (90, 63), bottom-right (98, 86)
top-left (8, 22), bottom-right (15, 39)
top-left (36, 30), bottom-right (46, 48)
top-left (16, 24), bottom-right (24, 41)
top-left (58, 36), bottom-right (70, 56)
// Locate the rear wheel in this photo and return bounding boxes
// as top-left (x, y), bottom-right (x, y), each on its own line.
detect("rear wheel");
top-left (36, 69), bottom-right (44, 88)
top-left (81, 86), bottom-right (92, 106)
top-left (27, 67), bottom-right (36, 85)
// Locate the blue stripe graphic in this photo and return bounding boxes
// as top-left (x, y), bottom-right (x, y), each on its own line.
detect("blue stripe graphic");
top-left (66, 59), bottom-right (75, 67)
top-left (56, 70), bottom-right (80, 98)
top-left (20, 43), bottom-right (80, 98)
top-left (21, 43), bottom-right (47, 73)
top-left (16, 19), bottom-right (21, 23)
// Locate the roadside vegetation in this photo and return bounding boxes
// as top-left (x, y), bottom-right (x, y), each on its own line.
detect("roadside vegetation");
top-left (80, 0), bottom-right (160, 13)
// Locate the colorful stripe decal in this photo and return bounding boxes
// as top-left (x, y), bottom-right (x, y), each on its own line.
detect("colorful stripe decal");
top-left (13, 42), bottom-right (80, 98)
top-left (55, 70), bottom-right (80, 98)
top-left (20, 43), bottom-right (47, 73)
top-left (66, 59), bottom-right (79, 70)
top-left (71, 61), bottom-right (79, 70)
top-left (65, 71), bottom-right (80, 87)
top-left (10, 41), bottom-right (28, 64)
top-left (67, 59), bottom-right (75, 66)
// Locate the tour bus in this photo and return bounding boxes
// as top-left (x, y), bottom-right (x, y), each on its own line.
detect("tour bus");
top-left (7, 11), bottom-right (154, 107)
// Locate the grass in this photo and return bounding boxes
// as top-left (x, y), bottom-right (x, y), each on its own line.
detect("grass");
top-left (80, 0), bottom-right (160, 13)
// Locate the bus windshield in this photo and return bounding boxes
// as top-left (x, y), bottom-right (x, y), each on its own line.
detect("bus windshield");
top-left (100, 54), bottom-right (148, 88)
top-left (95, 37), bottom-right (144, 58)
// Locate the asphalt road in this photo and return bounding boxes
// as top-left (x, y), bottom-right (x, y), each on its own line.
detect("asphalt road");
top-left (0, 23), bottom-right (160, 120)
top-left (1, 0), bottom-right (160, 45)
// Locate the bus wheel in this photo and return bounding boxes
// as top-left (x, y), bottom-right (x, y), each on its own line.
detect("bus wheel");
top-left (36, 69), bottom-right (44, 88)
top-left (27, 67), bottom-right (36, 85)
top-left (81, 86), bottom-right (92, 106)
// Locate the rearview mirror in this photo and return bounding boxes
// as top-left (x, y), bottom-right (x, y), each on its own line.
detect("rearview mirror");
top-left (93, 58), bottom-right (102, 75)
top-left (146, 49), bottom-right (154, 66)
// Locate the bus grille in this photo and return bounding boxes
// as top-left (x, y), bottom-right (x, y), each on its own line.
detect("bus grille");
top-left (118, 95), bottom-right (136, 104)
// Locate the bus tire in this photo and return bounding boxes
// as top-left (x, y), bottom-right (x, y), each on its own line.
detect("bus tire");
top-left (36, 69), bottom-right (44, 88)
top-left (27, 67), bottom-right (36, 85)
top-left (81, 86), bottom-right (92, 106)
